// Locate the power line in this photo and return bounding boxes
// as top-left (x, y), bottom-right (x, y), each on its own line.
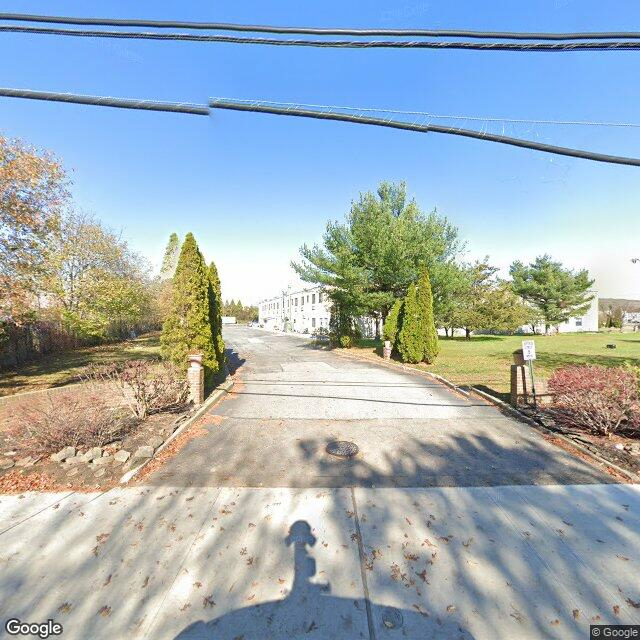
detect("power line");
top-left (214, 98), bottom-right (640, 129)
top-left (0, 13), bottom-right (638, 41)
top-left (209, 99), bottom-right (640, 167)
top-left (0, 87), bottom-right (636, 165)
top-left (0, 88), bottom-right (209, 115)
top-left (2, 25), bottom-right (640, 51)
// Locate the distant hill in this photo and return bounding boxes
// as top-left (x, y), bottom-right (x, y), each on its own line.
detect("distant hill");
top-left (599, 298), bottom-right (640, 313)
top-left (599, 298), bottom-right (640, 327)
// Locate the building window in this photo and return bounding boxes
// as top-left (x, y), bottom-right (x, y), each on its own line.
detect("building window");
top-left (318, 292), bottom-right (323, 303)
top-left (295, 298), bottom-right (298, 306)
top-left (312, 318), bottom-right (316, 328)
top-left (312, 294), bottom-right (316, 304)
top-left (575, 318), bottom-right (583, 327)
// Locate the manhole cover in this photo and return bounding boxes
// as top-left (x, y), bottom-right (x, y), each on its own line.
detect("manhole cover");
top-left (326, 440), bottom-right (359, 458)
top-left (381, 606), bottom-right (403, 629)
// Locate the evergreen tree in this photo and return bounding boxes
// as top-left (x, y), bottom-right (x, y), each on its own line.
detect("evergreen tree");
top-left (160, 233), bottom-right (180, 280)
top-left (207, 260), bottom-right (226, 372)
top-left (383, 298), bottom-right (403, 349)
top-left (510, 255), bottom-right (594, 334)
top-left (417, 266), bottom-right (439, 363)
top-left (161, 233), bottom-right (217, 387)
top-left (397, 283), bottom-right (423, 363)
top-left (396, 267), bottom-right (439, 364)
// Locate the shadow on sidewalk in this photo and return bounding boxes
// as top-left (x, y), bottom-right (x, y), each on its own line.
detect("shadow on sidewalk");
top-left (173, 520), bottom-right (475, 640)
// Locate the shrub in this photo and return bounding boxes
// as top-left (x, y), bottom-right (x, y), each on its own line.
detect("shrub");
top-left (383, 299), bottom-right (403, 348)
top-left (339, 335), bottom-right (352, 348)
top-left (81, 360), bottom-right (188, 420)
top-left (8, 390), bottom-right (132, 456)
top-left (161, 233), bottom-right (218, 387)
top-left (207, 261), bottom-right (226, 372)
top-left (547, 365), bottom-right (639, 436)
top-left (416, 266), bottom-right (439, 363)
top-left (397, 283), bottom-right (423, 363)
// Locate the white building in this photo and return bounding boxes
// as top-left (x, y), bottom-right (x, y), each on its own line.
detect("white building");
top-left (519, 291), bottom-right (599, 334)
top-left (258, 286), bottom-right (331, 334)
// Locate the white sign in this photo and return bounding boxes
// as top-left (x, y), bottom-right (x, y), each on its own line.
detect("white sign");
top-left (522, 339), bottom-right (536, 361)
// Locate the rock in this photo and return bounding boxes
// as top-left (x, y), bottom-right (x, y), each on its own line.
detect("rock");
top-left (65, 455), bottom-right (84, 465)
top-left (3, 450), bottom-right (17, 457)
top-left (94, 467), bottom-right (106, 478)
top-left (133, 446), bottom-right (154, 460)
top-left (614, 444), bottom-right (625, 451)
top-left (149, 436), bottom-right (164, 451)
top-left (92, 456), bottom-right (111, 466)
top-left (51, 446), bottom-right (76, 463)
top-left (66, 467), bottom-right (80, 477)
top-left (15, 456), bottom-right (35, 467)
top-left (82, 447), bottom-right (102, 462)
top-left (0, 459), bottom-right (15, 470)
top-left (114, 450), bottom-right (131, 464)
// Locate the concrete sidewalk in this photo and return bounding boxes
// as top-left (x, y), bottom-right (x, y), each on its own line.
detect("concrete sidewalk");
top-left (0, 483), bottom-right (638, 639)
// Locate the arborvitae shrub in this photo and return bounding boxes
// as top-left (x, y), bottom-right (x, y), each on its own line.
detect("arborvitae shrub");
top-left (161, 233), bottom-right (217, 388)
top-left (383, 299), bottom-right (403, 348)
top-left (397, 283), bottom-right (423, 363)
top-left (207, 261), bottom-right (226, 372)
top-left (417, 266), bottom-right (439, 364)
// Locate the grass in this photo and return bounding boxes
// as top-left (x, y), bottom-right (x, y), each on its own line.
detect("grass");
top-left (350, 331), bottom-right (640, 401)
top-left (0, 332), bottom-right (161, 397)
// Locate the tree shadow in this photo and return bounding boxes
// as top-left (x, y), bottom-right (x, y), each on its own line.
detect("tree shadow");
top-left (473, 384), bottom-right (510, 404)
top-left (224, 346), bottom-right (246, 376)
top-left (173, 519), bottom-right (475, 639)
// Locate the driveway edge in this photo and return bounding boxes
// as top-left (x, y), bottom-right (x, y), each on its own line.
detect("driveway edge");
top-left (333, 347), bottom-right (639, 483)
top-left (331, 348), bottom-right (471, 399)
top-left (119, 376), bottom-right (235, 484)
top-left (469, 385), bottom-right (640, 483)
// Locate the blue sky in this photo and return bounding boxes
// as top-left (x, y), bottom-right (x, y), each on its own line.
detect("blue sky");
top-left (1, 0), bottom-right (639, 303)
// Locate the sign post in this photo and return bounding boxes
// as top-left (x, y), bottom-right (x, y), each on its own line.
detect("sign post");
top-left (521, 339), bottom-right (537, 408)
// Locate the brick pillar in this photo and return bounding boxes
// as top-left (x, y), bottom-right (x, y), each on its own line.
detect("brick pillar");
top-left (510, 364), bottom-right (528, 406)
top-left (187, 353), bottom-right (204, 406)
top-left (383, 340), bottom-right (392, 360)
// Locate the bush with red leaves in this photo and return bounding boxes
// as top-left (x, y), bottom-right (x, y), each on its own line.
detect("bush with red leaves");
top-left (547, 365), bottom-right (639, 436)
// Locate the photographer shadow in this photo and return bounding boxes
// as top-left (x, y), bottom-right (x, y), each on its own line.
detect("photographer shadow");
top-left (174, 520), bottom-right (475, 640)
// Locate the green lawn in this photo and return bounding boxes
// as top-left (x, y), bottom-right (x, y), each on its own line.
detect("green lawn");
top-left (0, 332), bottom-right (161, 397)
top-left (352, 331), bottom-right (640, 400)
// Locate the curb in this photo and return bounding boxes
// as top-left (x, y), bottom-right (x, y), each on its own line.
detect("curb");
top-left (333, 347), bottom-right (639, 483)
top-left (119, 376), bottom-right (234, 484)
top-left (332, 348), bottom-right (471, 399)
top-left (469, 385), bottom-right (640, 483)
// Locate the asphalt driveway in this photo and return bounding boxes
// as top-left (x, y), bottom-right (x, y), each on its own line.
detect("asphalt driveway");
top-left (147, 326), bottom-right (610, 488)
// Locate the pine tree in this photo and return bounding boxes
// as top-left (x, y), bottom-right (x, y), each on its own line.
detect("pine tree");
top-left (207, 260), bottom-right (226, 372)
top-left (397, 283), bottom-right (423, 363)
top-left (417, 266), bottom-right (439, 363)
top-left (161, 233), bottom-right (217, 386)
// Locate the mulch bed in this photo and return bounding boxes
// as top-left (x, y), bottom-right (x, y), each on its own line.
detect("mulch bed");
top-left (0, 405), bottom-right (194, 494)
top-left (520, 407), bottom-right (640, 480)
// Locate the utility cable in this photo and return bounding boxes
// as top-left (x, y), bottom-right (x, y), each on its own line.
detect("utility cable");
top-left (214, 98), bottom-right (640, 129)
top-left (1, 25), bottom-right (640, 51)
top-left (0, 13), bottom-right (638, 41)
top-left (209, 98), bottom-right (640, 167)
top-left (0, 88), bottom-right (209, 115)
